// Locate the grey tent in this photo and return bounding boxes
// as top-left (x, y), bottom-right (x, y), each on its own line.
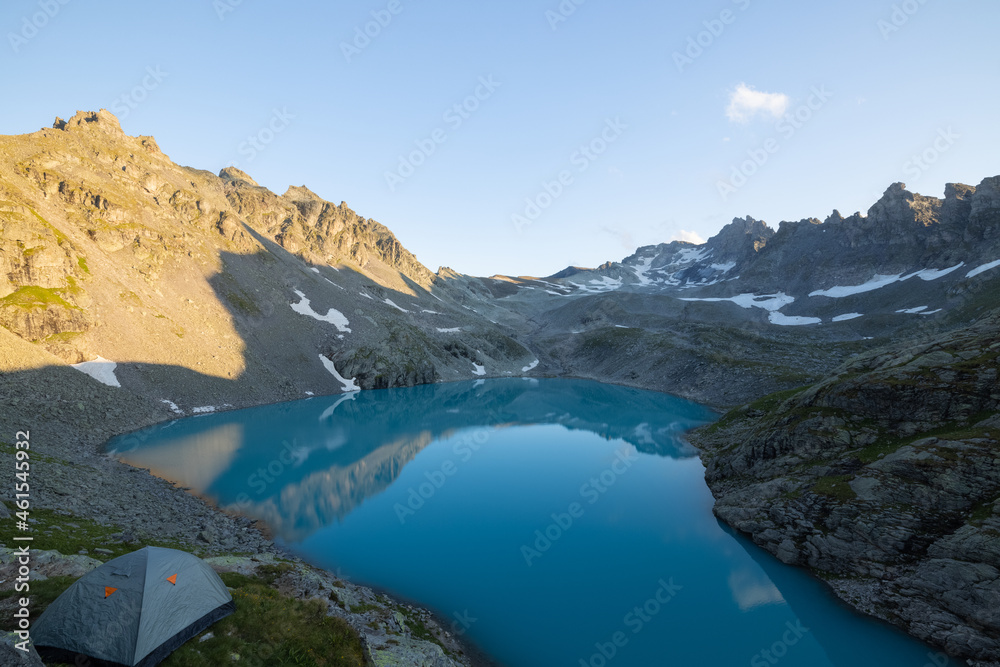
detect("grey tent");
top-left (33, 547), bottom-right (235, 666)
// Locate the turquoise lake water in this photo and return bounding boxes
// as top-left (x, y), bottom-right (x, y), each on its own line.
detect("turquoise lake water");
top-left (108, 378), bottom-right (957, 667)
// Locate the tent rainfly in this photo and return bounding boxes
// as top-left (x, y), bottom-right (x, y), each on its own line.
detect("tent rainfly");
top-left (32, 546), bottom-right (235, 666)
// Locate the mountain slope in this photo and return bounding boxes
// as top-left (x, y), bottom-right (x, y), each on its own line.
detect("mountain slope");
top-left (0, 110), bottom-right (535, 416)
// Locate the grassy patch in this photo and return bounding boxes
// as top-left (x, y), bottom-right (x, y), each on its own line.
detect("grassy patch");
top-left (0, 441), bottom-right (66, 465)
top-left (77, 256), bottom-right (90, 274)
top-left (812, 475), bottom-right (858, 502)
top-left (28, 208), bottom-right (68, 244)
top-left (0, 286), bottom-right (78, 311)
top-left (163, 572), bottom-right (366, 666)
top-left (749, 386), bottom-right (810, 414)
top-left (856, 437), bottom-right (906, 464)
top-left (40, 330), bottom-right (85, 345)
top-left (225, 290), bottom-right (261, 316)
top-left (119, 290), bottom-right (142, 306)
top-left (969, 499), bottom-right (995, 525)
top-left (853, 418), bottom-right (996, 466)
top-left (349, 602), bottom-right (378, 614)
top-left (255, 562), bottom-right (295, 585)
top-left (0, 505), bottom-right (190, 562)
top-left (702, 386), bottom-right (810, 436)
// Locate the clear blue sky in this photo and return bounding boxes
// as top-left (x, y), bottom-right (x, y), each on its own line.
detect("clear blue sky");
top-left (3, 0), bottom-right (998, 277)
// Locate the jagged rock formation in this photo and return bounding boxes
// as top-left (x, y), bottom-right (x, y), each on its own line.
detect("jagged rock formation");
top-left (691, 311), bottom-right (1000, 663)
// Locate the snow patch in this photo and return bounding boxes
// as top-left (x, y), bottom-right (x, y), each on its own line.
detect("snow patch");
top-left (71, 356), bottom-right (121, 388)
top-left (905, 263), bottom-right (965, 281)
top-left (832, 313), bottom-right (863, 322)
top-left (967, 259), bottom-right (1000, 279)
top-left (310, 267), bottom-right (320, 273)
top-left (384, 298), bottom-right (409, 313)
top-left (522, 359), bottom-right (539, 373)
top-left (631, 255), bottom-right (655, 285)
top-left (471, 363), bottom-right (486, 376)
top-left (811, 263), bottom-right (967, 298)
top-left (437, 327), bottom-right (461, 333)
top-left (768, 312), bottom-right (821, 326)
top-left (422, 309), bottom-right (441, 314)
top-left (291, 290), bottom-right (351, 332)
top-left (319, 355), bottom-right (360, 392)
top-left (809, 274), bottom-right (903, 298)
top-left (675, 247), bottom-right (709, 264)
top-left (896, 306), bottom-right (929, 314)
top-left (160, 399), bottom-right (183, 414)
top-left (192, 406), bottom-right (216, 414)
top-left (711, 262), bottom-right (737, 273)
top-left (680, 293), bottom-right (794, 312)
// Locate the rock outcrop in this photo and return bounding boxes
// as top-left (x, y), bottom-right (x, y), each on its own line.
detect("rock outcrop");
top-left (691, 309), bottom-right (1000, 663)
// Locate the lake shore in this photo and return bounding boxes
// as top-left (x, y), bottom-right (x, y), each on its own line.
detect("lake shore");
top-left (0, 366), bottom-right (505, 666)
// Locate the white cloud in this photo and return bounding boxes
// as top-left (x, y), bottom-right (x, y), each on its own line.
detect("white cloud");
top-left (671, 230), bottom-right (706, 244)
top-left (726, 83), bottom-right (790, 123)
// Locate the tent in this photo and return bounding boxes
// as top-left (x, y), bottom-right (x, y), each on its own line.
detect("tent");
top-left (33, 546), bottom-right (235, 666)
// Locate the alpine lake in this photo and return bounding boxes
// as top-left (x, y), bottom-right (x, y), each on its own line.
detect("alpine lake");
top-left (107, 378), bottom-right (958, 667)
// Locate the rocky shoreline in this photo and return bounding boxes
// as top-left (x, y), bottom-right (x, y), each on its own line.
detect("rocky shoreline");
top-left (690, 309), bottom-right (1000, 666)
top-left (0, 361), bottom-right (492, 666)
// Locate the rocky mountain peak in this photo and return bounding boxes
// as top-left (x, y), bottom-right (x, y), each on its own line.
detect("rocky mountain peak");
top-left (219, 166), bottom-right (259, 187)
top-left (824, 209), bottom-right (845, 224)
top-left (867, 182), bottom-right (912, 219)
top-left (866, 182), bottom-right (941, 227)
top-left (944, 182), bottom-right (976, 201)
top-left (282, 185), bottom-right (324, 202)
top-left (52, 109), bottom-right (124, 137)
top-left (706, 215), bottom-right (775, 260)
top-left (970, 176), bottom-right (1000, 224)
